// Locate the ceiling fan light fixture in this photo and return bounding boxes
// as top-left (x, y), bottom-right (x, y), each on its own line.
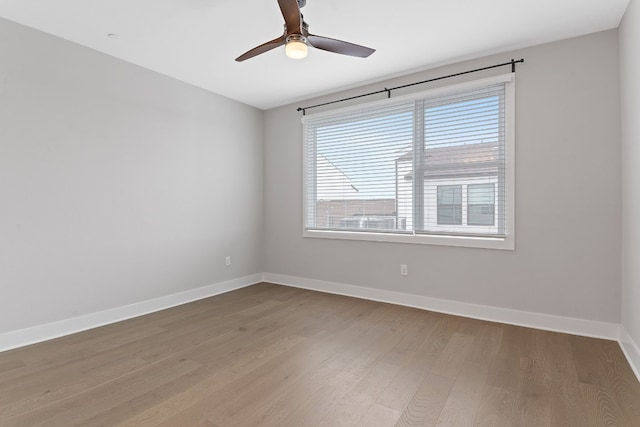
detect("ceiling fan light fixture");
top-left (285, 35), bottom-right (308, 59)
top-left (235, 0), bottom-right (375, 62)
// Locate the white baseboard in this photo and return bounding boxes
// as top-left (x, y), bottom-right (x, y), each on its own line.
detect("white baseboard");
top-left (262, 273), bottom-right (621, 341)
top-left (620, 326), bottom-right (640, 383)
top-left (0, 274), bottom-right (262, 352)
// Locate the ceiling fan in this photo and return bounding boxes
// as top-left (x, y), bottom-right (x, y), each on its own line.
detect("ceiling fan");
top-left (235, 0), bottom-right (375, 61)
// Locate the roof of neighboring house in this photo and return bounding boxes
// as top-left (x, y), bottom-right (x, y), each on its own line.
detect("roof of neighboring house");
top-left (396, 141), bottom-right (500, 180)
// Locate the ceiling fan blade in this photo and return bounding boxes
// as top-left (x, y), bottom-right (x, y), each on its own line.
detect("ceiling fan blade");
top-left (235, 35), bottom-right (287, 62)
top-left (278, 0), bottom-right (302, 33)
top-left (307, 34), bottom-right (375, 58)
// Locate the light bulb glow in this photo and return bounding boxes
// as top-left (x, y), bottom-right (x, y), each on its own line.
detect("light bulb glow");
top-left (285, 37), bottom-right (308, 59)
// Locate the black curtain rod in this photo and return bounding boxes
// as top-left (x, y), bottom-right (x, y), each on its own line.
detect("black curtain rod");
top-left (297, 58), bottom-right (524, 115)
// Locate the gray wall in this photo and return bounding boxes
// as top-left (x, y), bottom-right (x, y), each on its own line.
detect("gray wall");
top-left (0, 14), bottom-right (627, 338)
top-left (621, 0), bottom-right (640, 345)
top-left (264, 30), bottom-right (622, 323)
top-left (0, 18), bottom-right (264, 334)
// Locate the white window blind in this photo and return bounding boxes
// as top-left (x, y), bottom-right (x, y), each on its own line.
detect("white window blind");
top-left (303, 74), bottom-right (514, 247)
top-left (304, 102), bottom-right (414, 232)
top-left (418, 83), bottom-right (506, 236)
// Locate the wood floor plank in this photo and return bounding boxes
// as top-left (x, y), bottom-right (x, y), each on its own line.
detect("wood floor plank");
top-left (518, 394), bottom-right (552, 427)
top-left (474, 385), bottom-right (517, 427)
top-left (312, 306), bottom-right (433, 427)
top-left (273, 307), bottom-right (400, 426)
top-left (578, 382), bottom-right (625, 427)
top-left (0, 282), bottom-right (638, 426)
top-left (0, 360), bottom-right (25, 375)
top-left (157, 335), bottom-right (334, 426)
top-left (436, 361), bottom-right (489, 426)
top-left (599, 341), bottom-right (640, 424)
top-left (466, 322), bottom-right (503, 367)
top-left (314, 344), bottom-right (411, 425)
top-left (431, 332), bottom-right (476, 380)
top-left (356, 403), bottom-right (400, 427)
top-left (240, 305), bottom-right (421, 427)
top-left (0, 355), bottom-right (149, 420)
top-left (376, 314), bottom-right (448, 412)
top-left (395, 372), bottom-right (455, 427)
top-left (5, 357), bottom-right (203, 426)
top-left (239, 348), bottom-right (358, 427)
top-left (118, 332), bottom-right (309, 425)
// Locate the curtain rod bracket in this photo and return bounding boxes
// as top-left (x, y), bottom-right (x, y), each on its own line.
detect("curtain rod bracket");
top-left (511, 58), bottom-right (524, 73)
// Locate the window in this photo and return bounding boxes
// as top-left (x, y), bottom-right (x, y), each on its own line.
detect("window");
top-left (437, 185), bottom-right (462, 225)
top-left (468, 183), bottom-right (495, 226)
top-left (303, 74), bottom-right (515, 250)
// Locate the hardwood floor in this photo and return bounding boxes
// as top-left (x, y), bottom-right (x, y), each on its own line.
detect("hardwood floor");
top-left (1, 282), bottom-right (639, 426)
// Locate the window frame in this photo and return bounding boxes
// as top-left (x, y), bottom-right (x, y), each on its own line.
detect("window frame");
top-left (302, 74), bottom-right (515, 250)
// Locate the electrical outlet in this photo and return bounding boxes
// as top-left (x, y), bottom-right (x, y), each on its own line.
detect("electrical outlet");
top-left (400, 264), bottom-right (408, 276)
top-left (225, 256), bottom-right (231, 266)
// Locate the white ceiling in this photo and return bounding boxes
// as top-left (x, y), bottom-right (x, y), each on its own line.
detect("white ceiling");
top-left (0, 0), bottom-right (629, 110)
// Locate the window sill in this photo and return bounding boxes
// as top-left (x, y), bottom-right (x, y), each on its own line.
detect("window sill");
top-left (303, 229), bottom-right (514, 250)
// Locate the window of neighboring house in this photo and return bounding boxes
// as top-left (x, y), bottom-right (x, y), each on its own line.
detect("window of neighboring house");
top-left (437, 185), bottom-right (462, 225)
top-left (302, 73), bottom-right (515, 250)
top-left (468, 183), bottom-right (495, 226)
